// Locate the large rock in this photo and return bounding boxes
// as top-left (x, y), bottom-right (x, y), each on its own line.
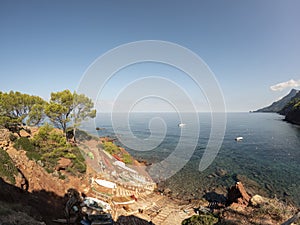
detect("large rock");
top-left (56, 158), bottom-right (72, 171)
top-left (227, 182), bottom-right (251, 206)
top-left (250, 194), bottom-right (267, 207)
top-left (0, 128), bottom-right (11, 150)
top-left (0, 128), bottom-right (10, 141)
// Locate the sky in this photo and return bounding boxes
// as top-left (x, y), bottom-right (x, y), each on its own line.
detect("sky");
top-left (1, 0), bottom-right (300, 112)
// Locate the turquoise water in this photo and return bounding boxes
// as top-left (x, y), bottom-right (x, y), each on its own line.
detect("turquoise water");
top-left (81, 112), bottom-right (300, 206)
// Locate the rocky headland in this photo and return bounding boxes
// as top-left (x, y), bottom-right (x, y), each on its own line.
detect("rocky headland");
top-left (255, 89), bottom-right (300, 125)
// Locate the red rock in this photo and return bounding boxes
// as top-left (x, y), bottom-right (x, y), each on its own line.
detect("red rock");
top-left (56, 157), bottom-right (72, 171)
top-left (227, 182), bottom-right (251, 206)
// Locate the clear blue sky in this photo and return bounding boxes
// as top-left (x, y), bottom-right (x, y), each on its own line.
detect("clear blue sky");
top-left (1, 0), bottom-right (300, 112)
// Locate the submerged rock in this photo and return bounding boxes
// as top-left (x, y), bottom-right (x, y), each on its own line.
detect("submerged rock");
top-left (216, 168), bottom-right (228, 177)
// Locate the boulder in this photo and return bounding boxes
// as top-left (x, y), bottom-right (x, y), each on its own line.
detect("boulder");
top-left (20, 129), bottom-right (31, 137)
top-left (250, 194), bottom-right (267, 207)
top-left (216, 168), bottom-right (228, 177)
top-left (227, 182), bottom-right (251, 206)
top-left (56, 158), bottom-right (72, 171)
top-left (163, 188), bottom-right (172, 195)
top-left (0, 140), bottom-right (9, 149)
top-left (0, 128), bottom-right (10, 141)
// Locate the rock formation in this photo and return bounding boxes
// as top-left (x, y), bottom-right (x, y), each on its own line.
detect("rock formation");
top-left (226, 182), bottom-right (251, 207)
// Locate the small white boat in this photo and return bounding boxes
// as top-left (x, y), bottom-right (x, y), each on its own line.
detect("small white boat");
top-left (235, 137), bottom-right (243, 141)
top-left (178, 123), bottom-right (186, 127)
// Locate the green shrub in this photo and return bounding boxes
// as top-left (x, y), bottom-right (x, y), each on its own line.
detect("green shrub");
top-left (0, 148), bottom-right (18, 184)
top-left (87, 152), bottom-right (94, 160)
top-left (103, 141), bottom-right (119, 155)
top-left (66, 167), bottom-right (76, 176)
top-left (26, 151), bottom-right (42, 161)
top-left (9, 133), bottom-right (17, 142)
top-left (14, 137), bottom-right (34, 152)
top-left (72, 158), bottom-right (86, 174)
top-left (58, 171), bottom-right (66, 180)
top-left (123, 153), bottom-right (133, 165)
top-left (45, 168), bottom-right (54, 173)
top-left (17, 124), bottom-right (88, 176)
top-left (64, 153), bottom-right (76, 159)
top-left (182, 214), bottom-right (218, 225)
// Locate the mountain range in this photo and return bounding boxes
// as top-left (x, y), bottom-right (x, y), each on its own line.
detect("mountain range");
top-left (255, 89), bottom-right (300, 125)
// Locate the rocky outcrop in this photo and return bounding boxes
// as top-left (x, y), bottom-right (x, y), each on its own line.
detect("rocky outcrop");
top-left (250, 194), bottom-right (268, 207)
top-left (279, 91), bottom-right (300, 125)
top-left (254, 89), bottom-right (300, 125)
top-left (227, 182), bottom-right (251, 207)
top-left (0, 128), bottom-right (12, 150)
top-left (55, 157), bottom-right (72, 171)
top-left (285, 108), bottom-right (300, 125)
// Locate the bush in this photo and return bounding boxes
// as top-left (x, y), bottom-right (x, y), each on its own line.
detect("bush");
top-left (26, 151), bottom-right (42, 161)
top-left (9, 133), bottom-right (17, 142)
top-left (0, 148), bottom-right (18, 184)
top-left (58, 171), bottom-right (66, 180)
top-left (72, 159), bottom-right (86, 174)
top-left (103, 141), bottom-right (120, 155)
top-left (123, 153), bottom-right (133, 165)
top-left (182, 214), bottom-right (218, 225)
top-left (14, 137), bottom-right (35, 152)
top-left (12, 124), bottom-right (88, 176)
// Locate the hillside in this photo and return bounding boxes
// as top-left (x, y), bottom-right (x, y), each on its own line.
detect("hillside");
top-left (279, 91), bottom-right (300, 125)
top-left (254, 89), bottom-right (300, 126)
top-left (255, 89), bottom-right (299, 112)
top-left (0, 126), bottom-right (92, 224)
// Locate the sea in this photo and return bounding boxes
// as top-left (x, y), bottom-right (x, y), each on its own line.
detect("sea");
top-left (80, 112), bottom-right (300, 206)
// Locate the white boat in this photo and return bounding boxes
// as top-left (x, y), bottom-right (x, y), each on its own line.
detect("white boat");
top-left (235, 137), bottom-right (243, 141)
top-left (178, 123), bottom-right (186, 127)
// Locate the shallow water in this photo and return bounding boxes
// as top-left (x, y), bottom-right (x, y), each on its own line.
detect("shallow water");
top-left (81, 112), bottom-right (300, 206)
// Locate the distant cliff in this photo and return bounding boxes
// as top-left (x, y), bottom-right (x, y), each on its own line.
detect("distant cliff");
top-left (255, 89), bottom-right (298, 112)
top-left (255, 89), bottom-right (300, 125)
top-left (279, 91), bottom-right (300, 125)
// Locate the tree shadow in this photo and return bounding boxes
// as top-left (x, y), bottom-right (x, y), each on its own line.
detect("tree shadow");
top-left (0, 177), bottom-right (67, 225)
top-left (203, 191), bottom-right (227, 212)
top-left (115, 215), bottom-right (155, 225)
top-left (0, 178), bottom-right (158, 225)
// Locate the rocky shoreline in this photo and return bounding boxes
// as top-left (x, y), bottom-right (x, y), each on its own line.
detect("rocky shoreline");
top-left (1, 127), bottom-right (299, 225)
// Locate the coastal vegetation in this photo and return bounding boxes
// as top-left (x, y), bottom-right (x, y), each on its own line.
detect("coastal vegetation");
top-left (45, 89), bottom-right (96, 136)
top-left (13, 124), bottom-right (86, 176)
top-left (182, 214), bottom-right (218, 225)
top-left (0, 89), bottom-right (96, 138)
top-left (0, 89), bottom-right (96, 178)
top-left (102, 140), bottom-right (133, 165)
top-left (0, 148), bottom-right (18, 184)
